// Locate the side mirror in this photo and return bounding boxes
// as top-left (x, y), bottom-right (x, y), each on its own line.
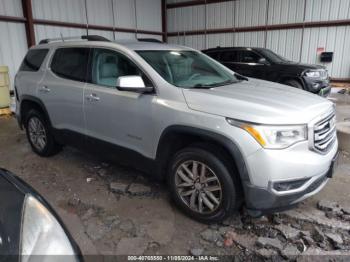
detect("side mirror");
top-left (258, 58), bottom-right (269, 65)
top-left (116, 76), bottom-right (153, 93)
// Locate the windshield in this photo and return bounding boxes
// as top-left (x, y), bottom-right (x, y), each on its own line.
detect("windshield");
top-left (137, 50), bottom-right (239, 88)
top-left (259, 49), bottom-right (291, 63)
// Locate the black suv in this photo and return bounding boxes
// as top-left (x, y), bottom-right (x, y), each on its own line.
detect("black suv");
top-left (203, 47), bottom-right (331, 96)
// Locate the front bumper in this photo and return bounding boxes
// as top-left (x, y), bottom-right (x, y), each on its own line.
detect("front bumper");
top-left (302, 77), bottom-right (331, 97)
top-left (244, 151), bottom-right (338, 215)
top-left (318, 85), bottom-right (331, 97)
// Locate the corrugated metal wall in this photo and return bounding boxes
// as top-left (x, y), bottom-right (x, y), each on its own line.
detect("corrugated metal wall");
top-left (32, 0), bottom-right (87, 23)
top-left (32, 0), bottom-right (162, 42)
top-left (167, 0), bottom-right (350, 79)
top-left (0, 0), bottom-right (162, 89)
top-left (0, 0), bottom-right (27, 90)
top-left (0, 0), bottom-right (23, 16)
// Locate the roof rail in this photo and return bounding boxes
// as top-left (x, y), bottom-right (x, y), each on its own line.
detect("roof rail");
top-left (39, 35), bottom-right (111, 45)
top-left (81, 35), bottom-right (111, 42)
top-left (137, 38), bottom-right (163, 43)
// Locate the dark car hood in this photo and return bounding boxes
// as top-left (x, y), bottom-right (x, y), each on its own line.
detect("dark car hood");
top-left (276, 61), bottom-right (326, 71)
top-left (0, 170), bottom-right (25, 261)
top-left (0, 169), bottom-right (82, 261)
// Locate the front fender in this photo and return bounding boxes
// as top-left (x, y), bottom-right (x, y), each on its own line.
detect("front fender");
top-left (156, 125), bottom-right (251, 185)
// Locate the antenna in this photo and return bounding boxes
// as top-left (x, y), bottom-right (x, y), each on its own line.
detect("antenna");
top-left (60, 33), bottom-right (64, 42)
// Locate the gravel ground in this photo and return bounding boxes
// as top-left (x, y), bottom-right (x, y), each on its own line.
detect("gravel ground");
top-left (0, 93), bottom-right (349, 260)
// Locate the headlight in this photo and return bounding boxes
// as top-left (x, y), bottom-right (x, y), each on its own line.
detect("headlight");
top-left (227, 119), bottom-right (307, 149)
top-left (305, 70), bottom-right (322, 78)
top-left (21, 195), bottom-right (78, 262)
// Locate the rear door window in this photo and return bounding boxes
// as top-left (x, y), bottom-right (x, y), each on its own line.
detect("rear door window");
top-left (205, 51), bottom-right (220, 60)
top-left (20, 49), bottom-right (49, 72)
top-left (221, 51), bottom-right (239, 62)
top-left (239, 51), bottom-right (262, 63)
top-left (51, 48), bottom-right (90, 82)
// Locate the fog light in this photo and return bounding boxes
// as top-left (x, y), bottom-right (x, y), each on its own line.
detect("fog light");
top-left (273, 178), bottom-right (310, 192)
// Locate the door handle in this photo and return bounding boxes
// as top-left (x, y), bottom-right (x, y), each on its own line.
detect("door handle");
top-left (39, 86), bottom-right (50, 93)
top-left (86, 93), bottom-right (100, 102)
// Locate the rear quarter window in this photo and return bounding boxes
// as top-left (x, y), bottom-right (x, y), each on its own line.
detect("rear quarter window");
top-left (221, 51), bottom-right (239, 62)
top-left (19, 49), bottom-right (49, 72)
top-left (205, 51), bottom-right (220, 60)
top-left (50, 48), bottom-right (90, 82)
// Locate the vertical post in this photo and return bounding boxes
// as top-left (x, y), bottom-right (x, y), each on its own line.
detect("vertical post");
top-left (161, 0), bottom-right (167, 43)
top-left (134, 0), bottom-right (138, 39)
top-left (204, 0), bottom-right (207, 49)
top-left (22, 0), bottom-right (36, 47)
top-left (111, 0), bottom-right (116, 40)
top-left (233, 0), bottom-right (236, 47)
top-left (299, 0), bottom-right (307, 63)
top-left (84, 0), bottom-right (89, 36)
top-left (264, 0), bottom-right (270, 48)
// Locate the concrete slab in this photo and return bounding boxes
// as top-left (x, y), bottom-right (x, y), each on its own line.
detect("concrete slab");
top-left (337, 122), bottom-right (350, 152)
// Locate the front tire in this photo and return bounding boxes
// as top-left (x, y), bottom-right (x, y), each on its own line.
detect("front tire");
top-left (168, 145), bottom-right (242, 223)
top-left (24, 109), bottom-right (61, 157)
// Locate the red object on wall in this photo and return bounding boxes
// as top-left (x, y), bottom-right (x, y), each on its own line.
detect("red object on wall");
top-left (317, 47), bottom-right (325, 54)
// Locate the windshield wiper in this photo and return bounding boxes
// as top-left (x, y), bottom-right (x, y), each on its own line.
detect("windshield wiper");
top-left (234, 73), bottom-right (249, 81)
top-left (191, 77), bottom-right (245, 88)
top-left (193, 80), bottom-right (239, 89)
top-left (211, 79), bottom-right (240, 87)
top-left (192, 84), bottom-right (213, 89)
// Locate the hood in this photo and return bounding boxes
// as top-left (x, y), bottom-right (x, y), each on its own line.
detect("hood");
top-left (276, 61), bottom-right (326, 71)
top-left (182, 78), bottom-right (333, 125)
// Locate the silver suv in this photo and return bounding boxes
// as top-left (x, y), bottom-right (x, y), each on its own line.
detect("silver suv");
top-left (15, 36), bottom-right (338, 223)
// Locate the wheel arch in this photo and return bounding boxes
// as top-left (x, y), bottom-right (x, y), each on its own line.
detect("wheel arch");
top-left (155, 125), bottom-right (251, 187)
top-left (19, 95), bottom-right (51, 128)
top-left (279, 77), bottom-right (305, 89)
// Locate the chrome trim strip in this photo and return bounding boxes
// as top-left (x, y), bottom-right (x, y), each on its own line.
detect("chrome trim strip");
top-left (268, 171), bottom-right (327, 196)
top-left (315, 126), bottom-right (336, 140)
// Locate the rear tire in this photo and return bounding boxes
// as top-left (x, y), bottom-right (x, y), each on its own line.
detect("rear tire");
top-left (284, 79), bottom-right (304, 90)
top-left (168, 145), bottom-right (242, 223)
top-left (24, 109), bottom-right (61, 157)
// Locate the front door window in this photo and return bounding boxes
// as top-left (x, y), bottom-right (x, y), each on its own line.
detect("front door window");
top-left (91, 49), bottom-right (151, 88)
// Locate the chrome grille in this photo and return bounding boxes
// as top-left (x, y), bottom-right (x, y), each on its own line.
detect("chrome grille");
top-left (313, 113), bottom-right (337, 153)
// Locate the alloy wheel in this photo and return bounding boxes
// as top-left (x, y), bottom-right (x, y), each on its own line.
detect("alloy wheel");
top-left (175, 160), bottom-right (222, 214)
top-left (28, 117), bottom-right (47, 151)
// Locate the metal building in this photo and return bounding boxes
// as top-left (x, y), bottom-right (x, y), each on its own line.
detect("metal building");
top-left (166, 0), bottom-right (350, 81)
top-left (0, 0), bottom-right (164, 89)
